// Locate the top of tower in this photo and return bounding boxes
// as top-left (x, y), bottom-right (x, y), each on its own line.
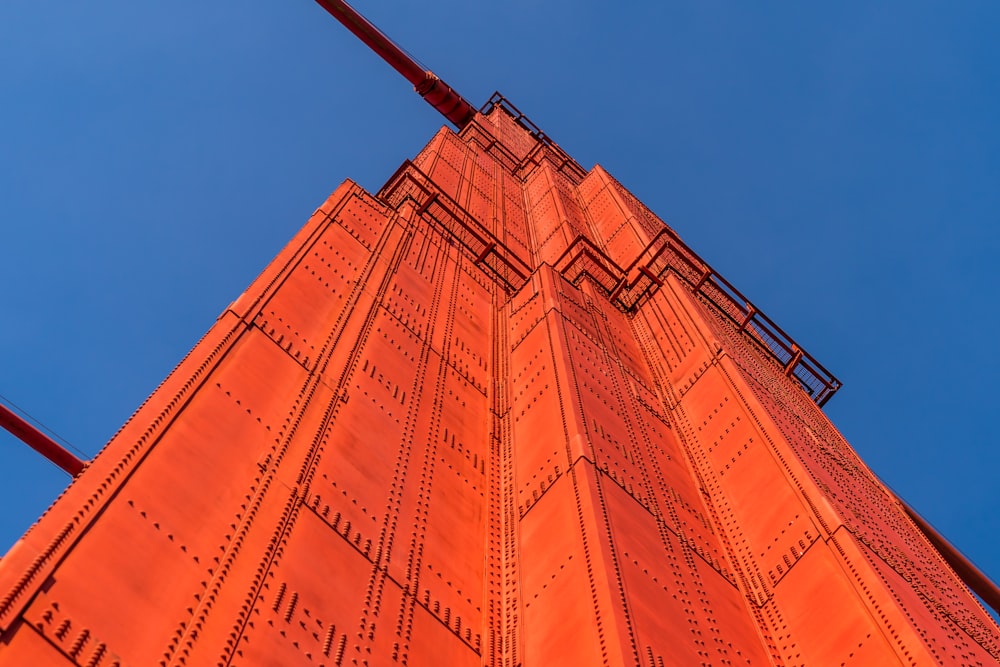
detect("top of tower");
top-left (311, 0), bottom-right (844, 408)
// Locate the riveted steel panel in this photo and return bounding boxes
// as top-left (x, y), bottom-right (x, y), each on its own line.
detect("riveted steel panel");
top-left (518, 466), bottom-right (625, 667)
top-left (227, 507), bottom-right (373, 666)
top-left (758, 534), bottom-right (907, 666)
top-left (600, 467), bottom-right (770, 667)
top-left (509, 315), bottom-right (572, 517)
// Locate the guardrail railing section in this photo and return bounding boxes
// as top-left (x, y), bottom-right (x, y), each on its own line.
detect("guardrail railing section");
top-left (553, 230), bottom-right (841, 406)
top-left (378, 161), bottom-right (532, 293)
top-left (480, 93), bottom-right (587, 183)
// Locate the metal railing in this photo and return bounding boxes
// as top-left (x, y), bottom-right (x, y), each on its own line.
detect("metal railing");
top-left (554, 230), bottom-right (841, 406)
top-left (479, 93), bottom-right (588, 182)
top-left (378, 161), bottom-right (532, 292)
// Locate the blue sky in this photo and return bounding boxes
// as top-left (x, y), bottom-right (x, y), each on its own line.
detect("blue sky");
top-left (1, 0), bottom-right (998, 609)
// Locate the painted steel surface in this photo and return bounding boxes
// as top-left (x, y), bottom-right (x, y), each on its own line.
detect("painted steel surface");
top-left (1, 102), bottom-right (998, 667)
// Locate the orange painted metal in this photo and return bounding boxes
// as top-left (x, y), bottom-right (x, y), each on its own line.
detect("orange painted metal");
top-left (1, 96), bottom-right (998, 666)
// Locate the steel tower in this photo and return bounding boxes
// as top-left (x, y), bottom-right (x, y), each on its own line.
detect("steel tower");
top-left (1, 2), bottom-right (998, 665)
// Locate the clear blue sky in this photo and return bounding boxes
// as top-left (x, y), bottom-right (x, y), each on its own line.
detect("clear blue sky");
top-left (1, 0), bottom-right (998, 607)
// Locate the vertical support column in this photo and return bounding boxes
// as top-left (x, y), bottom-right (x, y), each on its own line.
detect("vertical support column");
top-left (642, 274), bottom-right (958, 665)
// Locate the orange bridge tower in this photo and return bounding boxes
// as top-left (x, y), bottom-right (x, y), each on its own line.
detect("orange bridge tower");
top-left (1, 3), bottom-right (998, 666)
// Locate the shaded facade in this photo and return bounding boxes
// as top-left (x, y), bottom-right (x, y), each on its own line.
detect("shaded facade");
top-left (1, 94), bottom-right (998, 666)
